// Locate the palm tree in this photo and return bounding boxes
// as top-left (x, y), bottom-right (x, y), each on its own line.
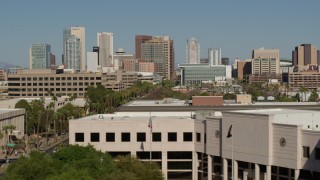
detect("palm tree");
top-left (2, 125), bottom-right (16, 144)
top-left (299, 87), bottom-right (308, 102)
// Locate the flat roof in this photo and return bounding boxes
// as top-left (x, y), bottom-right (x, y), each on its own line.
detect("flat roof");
top-left (74, 111), bottom-right (195, 121)
top-left (228, 108), bottom-right (320, 130)
top-left (124, 100), bottom-right (187, 107)
top-left (229, 108), bottom-right (314, 115)
top-left (0, 109), bottom-right (22, 114)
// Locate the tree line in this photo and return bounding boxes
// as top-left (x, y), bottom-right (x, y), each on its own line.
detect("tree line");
top-left (15, 97), bottom-right (84, 149)
top-left (85, 81), bottom-right (154, 114)
top-left (5, 145), bottom-right (163, 180)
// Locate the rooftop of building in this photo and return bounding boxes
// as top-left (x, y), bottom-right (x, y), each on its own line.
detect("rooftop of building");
top-left (124, 99), bottom-right (187, 106)
top-left (0, 108), bottom-right (23, 114)
top-left (74, 111), bottom-right (195, 121)
top-left (228, 108), bottom-right (320, 130)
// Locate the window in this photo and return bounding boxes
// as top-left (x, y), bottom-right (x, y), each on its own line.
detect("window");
top-left (303, 146), bottom-right (310, 158)
top-left (75, 133), bottom-right (84, 142)
top-left (168, 151), bottom-right (192, 159)
top-left (137, 132), bottom-right (146, 142)
top-left (168, 132), bottom-right (177, 142)
top-left (316, 148), bottom-right (320, 159)
top-left (91, 133), bottom-right (99, 142)
top-left (152, 132), bottom-right (161, 142)
top-left (196, 133), bottom-right (201, 142)
top-left (183, 132), bottom-right (193, 142)
top-left (106, 133), bottom-right (115, 142)
top-left (121, 133), bottom-right (130, 142)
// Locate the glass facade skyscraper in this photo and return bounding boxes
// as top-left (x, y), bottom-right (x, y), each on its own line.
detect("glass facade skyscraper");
top-left (29, 44), bottom-right (51, 69)
top-left (63, 27), bottom-right (85, 71)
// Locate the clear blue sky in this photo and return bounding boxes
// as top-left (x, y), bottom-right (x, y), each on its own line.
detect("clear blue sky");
top-left (0, 0), bottom-right (319, 68)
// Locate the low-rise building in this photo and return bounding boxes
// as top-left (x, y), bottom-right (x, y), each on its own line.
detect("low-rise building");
top-left (69, 109), bottom-right (320, 179)
top-left (7, 69), bottom-right (139, 97)
top-left (179, 64), bottom-right (232, 86)
top-left (0, 109), bottom-right (25, 147)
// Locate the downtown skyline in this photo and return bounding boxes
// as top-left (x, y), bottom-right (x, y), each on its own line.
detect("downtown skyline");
top-left (0, 0), bottom-right (320, 68)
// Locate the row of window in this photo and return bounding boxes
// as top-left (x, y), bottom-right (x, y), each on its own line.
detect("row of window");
top-left (9, 82), bottom-right (99, 87)
top-left (8, 77), bottom-right (100, 81)
top-left (75, 132), bottom-right (204, 143)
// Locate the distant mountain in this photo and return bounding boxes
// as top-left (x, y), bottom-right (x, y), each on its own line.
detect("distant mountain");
top-left (0, 61), bottom-right (19, 69)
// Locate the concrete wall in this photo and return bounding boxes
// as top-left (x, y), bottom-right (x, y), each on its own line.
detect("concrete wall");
top-left (222, 113), bottom-right (271, 165)
top-left (272, 123), bottom-right (300, 169)
top-left (300, 130), bottom-right (320, 171)
top-left (206, 118), bottom-right (221, 156)
top-left (69, 118), bottom-right (195, 153)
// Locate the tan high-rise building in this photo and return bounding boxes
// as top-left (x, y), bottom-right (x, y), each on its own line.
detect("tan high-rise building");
top-left (237, 60), bottom-right (252, 80)
top-left (135, 35), bottom-right (152, 60)
top-left (137, 35), bottom-right (174, 80)
top-left (252, 48), bottom-right (280, 74)
top-left (292, 44), bottom-right (318, 67)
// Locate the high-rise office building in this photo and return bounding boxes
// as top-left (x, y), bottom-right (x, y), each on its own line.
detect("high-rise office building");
top-left (135, 35), bottom-right (152, 60)
top-left (186, 38), bottom-right (200, 64)
top-left (63, 26), bottom-right (86, 71)
top-left (97, 32), bottom-right (113, 67)
top-left (137, 35), bottom-right (175, 80)
top-left (87, 52), bottom-right (98, 72)
top-left (252, 48), bottom-right (280, 73)
top-left (50, 53), bottom-right (56, 69)
top-left (208, 48), bottom-right (221, 66)
top-left (221, 57), bottom-right (229, 65)
top-left (292, 44), bottom-right (318, 67)
top-left (29, 44), bottom-right (51, 69)
top-left (252, 47), bottom-right (280, 60)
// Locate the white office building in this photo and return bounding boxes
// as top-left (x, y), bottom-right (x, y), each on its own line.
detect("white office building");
top-left (208, 48), bottom-right (221, 66)
top-left (186, 38), bottom-right (200, 64)
top-left (87, 52), bottom-right (98, 72)
top-left (97, 32), bottom-right (114, 67)
top-left (69, 109), bottom-right (320, 180)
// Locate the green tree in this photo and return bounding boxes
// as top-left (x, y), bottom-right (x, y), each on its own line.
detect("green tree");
top-left (6, 151), bottom-right (57, 179)
top-left (308, 89), bottom-right (319, 102)
top-left (2, 125), bottom-right (16, 144)
top-left (6, 145), bottom-right (163, 179)
top-left (114, 155), bottom-right (163, 180)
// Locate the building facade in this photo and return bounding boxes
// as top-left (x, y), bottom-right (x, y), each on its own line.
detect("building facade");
top-left (237, 60), bottom-right (252, 80)
top-left (288, 71), bottom-right (320, 90)
top-left (221, 58), bottom-right (229, 65)
top-left (29, 44), bottom-right (51, 69)
top-left (252, 58), bottom-right (279, 74)
top-left (137, 35), bottom-right (175, 80)
top-left (135, 35), bottom-right (152, 60)
top-left (252, 48), bottom-right (280, 73)
top-left (69, 109), bottom-right (320, 180)
top-left (97, 32), bottom-right (113, 67)
top-left (0, 109), bottom-right (25, 147)
top-left (186, 38), bottom-right (200, 64)
top-left (8, 69), bottom-right (102, 98)
top-left (87, 52), bottom-right (98, 72)
top-left (208, 48), bottom-right (221, 66)
top-left (292, 44), bottom-right (318, 67)
top-left (8, 69), bottom-right (139, 97)
top-left (63, 27), bottom-right (86, 71)
top-left (179, 64), bottom-right (232, 86)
